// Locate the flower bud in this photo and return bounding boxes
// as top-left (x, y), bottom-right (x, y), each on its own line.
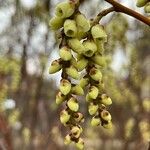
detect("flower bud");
top-left (66, 65), bottom-right (80, 79)
top-left (88, 103), bottom-right (99, 115)
top-left (83, 40), bottom-right (97, 57)
top-left (73, 112), bottom-right (84, 123)
top-left (75, 138), bottom-right (84, 150)
top-left (49, 59), bottom-right (62, 74)
top-left (77, 30), bottom-right (87, 40)
top-left (102, 121), bottom-right (113, 129)
top-left (64, 19), bottom-right (77, 37)
top-left (49, 16), bottom-right (64, 30)
top-left (95, 36), bottom-right (107, 43)
top-left (76, 57), bottom-right (88, 71)
top-left (89, 67), bottom-right (102, 81)
top-left (63, 122), bottom-right (70, 127)
top-left (64, 134), bottom-right (72, 145)
top-left (79, 125), bottom-right (83, 133)
top-left (92, 55), bottom-right (107, 68)
top-left (91, 116), bottom-right (101, 126)
top-left (71, 85), bottom-right (84, 95)
top-left (60, 109), bottom-right (71, 124)
top-left (99, 104), bottom-right (107, 111)
top-left (144, 2), bottom-right (150, 13)
top-left (100, 110), bottom-right (112, 121)
top-left (71, 126), bottom-right (82, 139)
top-left (59, 47), bottom-right (72, 61)
top-left (96, 40), bottom-right (105, 54)
top-left (55, 1), bottom-right (75, 18)
top-left (70, 57), bottom-right (78, 68)
top-left (68, 38), bottom-right (85, 54)
top-left (79, 77), bottom-right (89, 88)
top-left (96, 80), bottom-right (105, 91)
top-left (75, 13), bottom-right (90, 32)
top-left (59, 79), bottom-right (71, 95)
top-left (88, 86), bottom-right (99, 99)
top-left (101, 94), bottom-right (112, 106)
top-left (136, 0), bottom-right (148, 7)
top-left (91, 24), bottom-right (107, 41)
top-left (56, 91), bottom-right (66, 105)
top-left (86, 94), bottom-right (93, 102)
top-left (67, 97), bottom-right (79, 112)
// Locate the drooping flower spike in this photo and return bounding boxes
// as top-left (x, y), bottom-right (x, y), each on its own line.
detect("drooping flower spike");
top-left (49, 1), bottom-right (113, 149)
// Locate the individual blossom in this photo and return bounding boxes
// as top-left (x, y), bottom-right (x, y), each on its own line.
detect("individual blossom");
top-left (55, 1), bottom-right (75, 18)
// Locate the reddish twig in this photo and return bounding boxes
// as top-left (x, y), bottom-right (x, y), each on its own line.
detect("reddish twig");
top-left (105, 0), bottom-right (150, 26)
top-left (0, 114), bottom-right (13, 150)
top-left (93, 7), bottom-right (115, 24)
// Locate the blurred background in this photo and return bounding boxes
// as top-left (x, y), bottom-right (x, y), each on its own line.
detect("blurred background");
top-left (0, 0), bottom-right (150, 150)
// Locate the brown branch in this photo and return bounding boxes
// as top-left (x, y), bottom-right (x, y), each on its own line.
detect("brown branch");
top-left (93, 7), bottom-right (115, 24)
top-left (105, 0), bottom-right (150, 26)
top-left (97, 7), bottom-right (115, 17)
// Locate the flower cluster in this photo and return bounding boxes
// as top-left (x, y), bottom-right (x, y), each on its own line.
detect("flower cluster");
top-left (49, 1), bottom-right (112, 149)
top-left (136, 0), bottom-right (150, 13)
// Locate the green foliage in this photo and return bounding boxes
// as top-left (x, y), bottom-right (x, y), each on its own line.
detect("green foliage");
top-left (0, 57), bottom-right (20, 111)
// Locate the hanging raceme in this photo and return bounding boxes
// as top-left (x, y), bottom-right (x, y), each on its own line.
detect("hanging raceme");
top-left (49, 0), bottom-right (113, 149)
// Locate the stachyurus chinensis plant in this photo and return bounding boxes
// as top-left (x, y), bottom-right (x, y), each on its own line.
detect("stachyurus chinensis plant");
top-left (48, 0), bottom-right (150, 149)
